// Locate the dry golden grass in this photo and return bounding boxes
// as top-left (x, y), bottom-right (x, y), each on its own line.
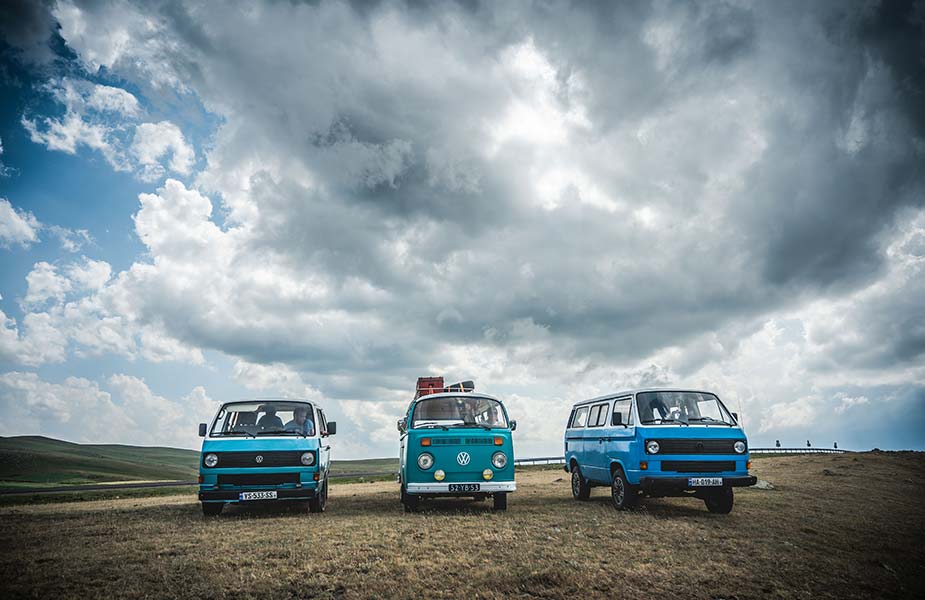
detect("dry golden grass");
top-left (1, 452), bottom-right (923, 599)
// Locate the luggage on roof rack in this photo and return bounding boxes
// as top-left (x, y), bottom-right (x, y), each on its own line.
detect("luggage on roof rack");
top-left (414, 377), bottom-right (475, 399)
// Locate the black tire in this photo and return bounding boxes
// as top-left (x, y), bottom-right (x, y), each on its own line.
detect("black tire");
top-left (610, 467), bottom-right (639, 511)
top-left (492, 492), bottom-right (508, 511)
top-left (201, 502), bottom-right (223, 516)
top-left (401, 486), bottom-right (419, 513)
top-left (571, 464), bottom-right (591, 500)
top-left (704, 487), bottom-right (734, 514)
top-left (309, 478), bottom-right (328, 513)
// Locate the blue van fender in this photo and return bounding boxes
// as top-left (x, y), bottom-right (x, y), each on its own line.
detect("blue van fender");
top-left (609, 459), bottom-right (642, 486)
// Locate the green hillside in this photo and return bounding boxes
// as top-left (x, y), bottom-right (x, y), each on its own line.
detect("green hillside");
top-left (0, 436), bottom-right (398, 488)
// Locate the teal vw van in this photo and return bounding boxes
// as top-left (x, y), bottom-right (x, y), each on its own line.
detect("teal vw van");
top-left (198, 399), bottom-right (336, 515)
top-left (564, 389), bottom-right (756, 513)
top-left (398, 377), bottom-right (516, 512)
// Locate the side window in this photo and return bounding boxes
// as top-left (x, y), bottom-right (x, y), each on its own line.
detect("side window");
top-left (588, 403), bottom-right (609, 427)
top-left (317, 409), bottom-right (328, 436)
top-left (570, 406), bottom-right (589, 428)
top-left (612, 397), bottom-right (633, 426)
top-left (588, 405), bottom-right (602, 427)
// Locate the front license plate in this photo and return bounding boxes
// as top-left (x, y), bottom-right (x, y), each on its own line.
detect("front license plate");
top-left (448, 484), bottom-right (480, 492)
top-left (688, 477), bottom-right (723, 487)
top-left (239, 491), bottom-right (278, 501)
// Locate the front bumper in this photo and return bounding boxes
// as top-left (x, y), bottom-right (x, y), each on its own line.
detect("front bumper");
top-left (639, 475), bottom-right (757, 493)
top-left (199, 487), bottom-right (318, 502)
top-left (405, 481), bottom-right (516, 494)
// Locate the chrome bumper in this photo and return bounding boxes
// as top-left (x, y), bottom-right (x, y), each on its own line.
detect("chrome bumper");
top-left (406, 481), bottom-right (516, 493)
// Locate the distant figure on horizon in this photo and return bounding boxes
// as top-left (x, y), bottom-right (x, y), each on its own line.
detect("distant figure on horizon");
top-left (807, 440), bottom-right (811, 447)
top-left (775, 440), bottom-right (781, 448)
top-left (834, 441), bottom-right (838, 449)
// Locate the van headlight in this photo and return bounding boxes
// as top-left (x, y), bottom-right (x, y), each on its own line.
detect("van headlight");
top-left (301, 452), bottom-right (315, 466)
top-left (491, 452), bottom-right (507, 469)
top-left (203, 453), bottom-right (218, 468)
top-left (734, 441), bottom-right (746, 454)
top-left (645, 441), bottom-right (660, 454)
top-left (417, 453), bottom-right (434, 470)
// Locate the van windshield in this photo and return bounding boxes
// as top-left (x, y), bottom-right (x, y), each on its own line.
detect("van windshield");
top-left (412, 396), bottom-right (508, 429)
top-left (211, 401), bottom-right (316, 436)
top-left (637, 392), bottom-right (735, 426)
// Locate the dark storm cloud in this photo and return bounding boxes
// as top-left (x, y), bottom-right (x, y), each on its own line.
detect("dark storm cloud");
top-left (32, 0), bottom-right (925, 396)
top-left (0, 0), bottom-right (56, 64)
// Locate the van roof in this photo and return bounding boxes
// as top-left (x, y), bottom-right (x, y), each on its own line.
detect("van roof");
top-left (569, 388), bottom-right (717, 409)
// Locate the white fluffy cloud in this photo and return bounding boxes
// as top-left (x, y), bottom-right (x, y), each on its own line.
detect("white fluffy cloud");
top-left (0, 371), bottom-right (217, 448)
top-left (131, 121), bottom-right (195, 182)
top-left (0, 198), bottom-right (40, 248)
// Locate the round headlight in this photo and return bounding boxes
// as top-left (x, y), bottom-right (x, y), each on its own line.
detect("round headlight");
top-left (301, 452), bottom-right (315, 466)
top-left (734, 441), bottom-right (746, 454)
top-left (434, 469), bottom-right (445, 481)
top-left (645, 441), bottom-right (660, 455)
top-left (491, 452), bottom-right (507, 469)
top-left (417, 453), bottom-right (434, 470)
top-left (204, 453), bottom-right (218, 468)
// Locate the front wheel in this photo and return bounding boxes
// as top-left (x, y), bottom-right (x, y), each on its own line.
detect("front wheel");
top-left (610, 468), bottom-right (639, 510)
top-left (401, 486), bottom-right (419, 513)
top-left (309, 478), bottom-right (328, 513)
top-left (571, 464), bottom-right (591, 500)
top-left (704, 487), bottom-right (734, 514)
top-left (492, 492), bottom-right (508, 511)
top-left (201, 502), bottom-right (223, 516)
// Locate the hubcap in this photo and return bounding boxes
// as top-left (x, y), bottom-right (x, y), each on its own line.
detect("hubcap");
top-left (612, 476), bottom-right (624, 505)
top-left (572, 470), bottom-right (580, 496)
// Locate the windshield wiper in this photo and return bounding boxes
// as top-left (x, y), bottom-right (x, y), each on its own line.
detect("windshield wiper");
top-left (221, 430), bottom-right (256, 438)
top-left (641, 418), bottom-right (688, 426)
top-left (414, 421), bottom-right (450, 431)
top-left (256, 430), bottom-right (297, 435)
top-left (688, 417), bottom-right (733, 426)
top-left (450, 422), bottom-right (493, 431)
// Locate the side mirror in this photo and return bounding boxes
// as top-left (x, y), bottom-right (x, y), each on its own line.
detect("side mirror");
top-left (732, 412), bottom-right (739, 423)
top-left (397, 418), bottom-right (406, 433)
top-left (510, 420), bottom-right (517, 431)
top-left (612, 412), bottom-right (623, 426)
top-left (198, 423), bottom-right (207, 437)
top-left (326, 422), bottom-right (337, 435)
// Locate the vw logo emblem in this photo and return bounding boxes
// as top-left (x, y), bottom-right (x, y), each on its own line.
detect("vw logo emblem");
top-left (456, 452), bottom-right (471, 466)
top-left (255, 455), bottom-right (264, 464)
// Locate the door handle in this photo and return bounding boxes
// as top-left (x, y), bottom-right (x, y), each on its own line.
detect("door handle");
top-left (599, 438), bottom-right (604, 443)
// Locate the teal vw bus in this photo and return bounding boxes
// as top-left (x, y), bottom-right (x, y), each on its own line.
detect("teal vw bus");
top-left (198, 399), bottom-right (336, 515)
top-left (398, 377), bottom-right (516, 512)
top-left (564, 389), bottom-right (756, 513)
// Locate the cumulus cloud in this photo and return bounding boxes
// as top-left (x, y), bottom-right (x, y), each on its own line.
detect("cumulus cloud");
top-left (131, 121), bottom-right (195, 182)
top-left (0, 371), bottom-right (217, 448)
top-left (0, 198), bottom-right (40, 248)
top-left (2, 0), bottom-right (921, 454)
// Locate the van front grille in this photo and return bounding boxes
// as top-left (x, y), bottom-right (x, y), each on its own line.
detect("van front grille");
top-left (651, 439), bottom-right (744, 455)
top-left (217, 473), bottom-right (300, 487)
top-left (661, 461), bottom-right (735, 473)
top-left (207, 451), bottom-right (305, 468)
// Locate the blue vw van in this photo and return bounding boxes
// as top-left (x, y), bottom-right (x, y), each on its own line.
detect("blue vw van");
top-left (398, 377), bottom-right (516, 512)
top-left (198, 399), bottom-right (336, 515)
top-left (564, 389), bottom-right (756, 513)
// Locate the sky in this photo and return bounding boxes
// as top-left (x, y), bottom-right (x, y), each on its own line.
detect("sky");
top-left (0, 0), bottom-right (923, 459)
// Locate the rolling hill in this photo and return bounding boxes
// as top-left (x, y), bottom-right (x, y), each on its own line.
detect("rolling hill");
top-left (0, 436), bottom-right (397, 488)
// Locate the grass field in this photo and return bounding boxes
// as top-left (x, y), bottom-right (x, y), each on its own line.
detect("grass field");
top-left (0, 436), bottom-right (397, 490)
top-left (1, 452), bottom-right (922, 599)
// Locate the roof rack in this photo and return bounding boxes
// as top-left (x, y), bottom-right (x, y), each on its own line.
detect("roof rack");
top-left (414, 377), bottom-right (475, 399)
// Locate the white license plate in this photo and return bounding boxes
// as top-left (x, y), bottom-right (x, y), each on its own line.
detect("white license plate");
top-left (448, 484), bottom-right (480, 492)
top-left (688, 477), bottom-right (723, 487)
top-left (239, 491), bottom-right (278, 501)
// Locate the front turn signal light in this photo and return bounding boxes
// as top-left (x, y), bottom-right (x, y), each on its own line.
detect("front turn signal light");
top-left (483, 469), bottom-right (493, 480)
top-left (746, 460), bottom-right (752, 470)
top-left (494, 437), bottom-right (504, 446)
top-left (640, 461), bottom-right (648, 471)
top-left (434, 469), bottom-right (446, 481)
top-left (421, 438), bottom-right (431, 447)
